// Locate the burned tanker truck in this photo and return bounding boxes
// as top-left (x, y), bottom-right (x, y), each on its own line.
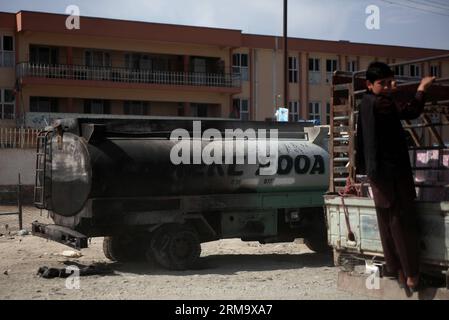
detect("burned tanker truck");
top-left (32, 117), bottom-right (330, 270)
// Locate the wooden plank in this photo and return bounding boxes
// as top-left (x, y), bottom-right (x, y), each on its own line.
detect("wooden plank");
top-left (333, 126), bottom-right (350, 133)
top-left (334, 167), bottom-right (349, 174)
top-left (333, 104), bottom-right (351, 114)
top-left (334, 84), bottom-right (350, 91)
top-left (334, 146), bottom-right (349, 153)
top-left (333, 115), bottom-right (350, 121)
top-left (334, 157), bottom-right (350, 162)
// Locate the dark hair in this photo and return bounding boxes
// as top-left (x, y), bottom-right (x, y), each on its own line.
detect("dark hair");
top-left (366, 61), bottom-right (394, 83)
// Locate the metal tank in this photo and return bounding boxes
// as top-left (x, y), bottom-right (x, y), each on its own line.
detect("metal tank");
top-left (32, 117), bottom-right (331, 269)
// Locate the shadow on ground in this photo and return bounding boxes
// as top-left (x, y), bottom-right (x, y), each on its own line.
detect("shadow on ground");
top-left (99, 252), bottom-right (334, 276)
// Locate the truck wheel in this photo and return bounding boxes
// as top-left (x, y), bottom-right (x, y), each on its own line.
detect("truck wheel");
top-left (148, 224), bottom-right (201, 270)
top-left (103, 235), bottom-right (146, 262)
top-left (304, 235), bottom-right (331, 253)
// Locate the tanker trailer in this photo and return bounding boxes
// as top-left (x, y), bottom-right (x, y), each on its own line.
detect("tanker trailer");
top-left (32, 117), bottom-right (330, 270)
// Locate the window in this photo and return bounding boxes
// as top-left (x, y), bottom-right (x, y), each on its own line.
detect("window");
top-left (308, 102), bottom-right (321, 123)
top-left (347, 60), bottom-right (357, 72)
top-left (3, 36), bottom-right (13, 51)
top-left (84, 99), bottom-right (110, 114)
top-left (30, 97), bottom-right (59, 113)
top-left (233, 53), bottom-right (249, 81)
top-left (125, 53), bottom-right (152, 70)
top-left (288, 101), bottom-right (299, 122)
top-left (394, 65), bottom-right (405, 76)
top-left (409, 64), bottom-right (421, 78)
top-left (326, 59), bottom-right (338, 84)
top-left (30, 46), bottom-right (59, 65)
top-left (288, 57), bottom-right (298, 83)
top-left (124, 101), bottom-right (149, 115)
top-left (240, 99), bottom-right (249, 121)
top-left (309, 58), bottom-right (320, 72)
top-left (308, 58), bottom-right (321, 84)
top-left (326, 59), bottom-right (338, 73)
top-left (0, 35), bottom-right (14, 67)
top-left (85, 50), bottom-right (111, 67)
top-left (1, 89), bottom-right (15, 119)
top-left (191, 103), bottom-right (208, 118)
top-left (430, 65), bottom-right (441, 77)
top-left (326, 102), bottom-right (331, 125)
top-left (233, 99), bottom-right (249, 121)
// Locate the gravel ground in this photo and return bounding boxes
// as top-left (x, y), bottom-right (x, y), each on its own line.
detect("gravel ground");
top-left (0, 206), bottom-right (367, 300)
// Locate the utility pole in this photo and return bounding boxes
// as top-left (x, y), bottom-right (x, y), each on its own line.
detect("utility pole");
top-left (283, 0), bottom-right (288, 110)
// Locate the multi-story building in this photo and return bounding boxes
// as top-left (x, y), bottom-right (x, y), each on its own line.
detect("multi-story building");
top-left (1, 10), bottom-right (448, 129)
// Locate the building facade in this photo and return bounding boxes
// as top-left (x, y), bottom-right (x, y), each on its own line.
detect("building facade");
top-left (1, 10), bottom-right (448, 128)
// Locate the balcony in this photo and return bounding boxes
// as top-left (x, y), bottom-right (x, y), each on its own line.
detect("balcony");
top-left (17, 62), bottom-right (241, 91)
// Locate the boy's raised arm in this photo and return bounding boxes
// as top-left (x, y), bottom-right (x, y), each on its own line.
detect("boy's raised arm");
top-left (396, 76), bottom-right (436, 120)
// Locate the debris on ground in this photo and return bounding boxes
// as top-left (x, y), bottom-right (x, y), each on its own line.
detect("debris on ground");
top-left (61, 250), bottom-right (83, 258)
top-left (17, 230), bottom-right (29, 236)
top-left (37, 263), bottom-right (114, 279)
top-left (4, 269), bottom-right (10, 275)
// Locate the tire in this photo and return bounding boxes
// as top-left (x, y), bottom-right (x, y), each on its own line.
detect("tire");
top-left (148, 224), bottom-right (201, 270)
top-left (304, 235), bottom-right (331, 253)
top-left (303, 209), bottom-right (330, 253)
top-left (103, 237), bottom-right (115, 261)
top-left (103, 234), bottom-right (146, 262)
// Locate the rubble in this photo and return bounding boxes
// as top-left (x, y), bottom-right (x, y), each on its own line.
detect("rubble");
top-left (61, 251), bottom-right (83, 258)
top-left (17, 230), bottom-right (29, 236)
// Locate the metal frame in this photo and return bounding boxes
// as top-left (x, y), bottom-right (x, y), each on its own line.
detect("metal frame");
top-left (329, 54), bottom-right (449, 194)
top-left (34, 130), bottom-right (52, 209)
top-left (0, 174), bottom-right (23, 230)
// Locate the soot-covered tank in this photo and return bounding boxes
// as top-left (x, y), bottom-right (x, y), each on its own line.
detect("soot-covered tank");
top-left (32, 117), bottom-right (330, 270)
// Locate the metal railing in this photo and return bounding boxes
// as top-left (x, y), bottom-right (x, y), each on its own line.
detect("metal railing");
top-left (329, 53), bottom-right (449, 195)
top-left (0, 174), bottom-right (23, 231)
top-left (0, 127), bottom-right (40, 149)
top-left (17, 62), bottom-right (241, 88)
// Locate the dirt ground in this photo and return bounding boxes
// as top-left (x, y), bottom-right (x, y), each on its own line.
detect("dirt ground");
top-left (0, 205), bottom-right (367, 300)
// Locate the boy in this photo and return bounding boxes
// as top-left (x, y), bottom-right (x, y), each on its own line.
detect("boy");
top-left (356, 61), bottom-right (435, 291)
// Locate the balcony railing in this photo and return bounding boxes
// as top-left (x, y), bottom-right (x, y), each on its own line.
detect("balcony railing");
top-left (17, 62), bottom-right (241, 88)
top-left (0, 127), bottom-right (39, 149)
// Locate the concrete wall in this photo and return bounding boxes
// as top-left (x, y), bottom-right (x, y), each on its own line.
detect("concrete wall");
top-left (0, 149), bottom-right (35, 185)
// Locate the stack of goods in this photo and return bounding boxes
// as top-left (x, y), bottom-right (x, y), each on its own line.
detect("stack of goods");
top-left (414, 149), bottom-right (449, 202)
